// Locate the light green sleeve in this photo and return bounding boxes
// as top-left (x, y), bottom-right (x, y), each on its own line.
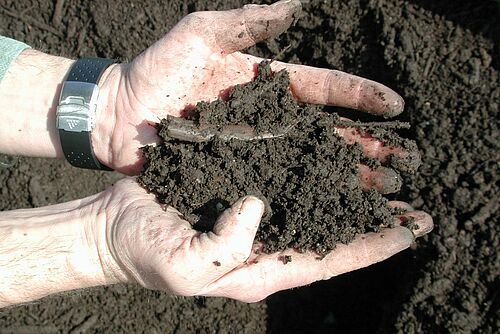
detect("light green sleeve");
top-left (0, 36), bottom-right (31, 84)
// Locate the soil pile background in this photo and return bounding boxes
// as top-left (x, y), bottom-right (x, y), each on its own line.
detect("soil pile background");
top-left (0, 0), bottom-right (498, 333)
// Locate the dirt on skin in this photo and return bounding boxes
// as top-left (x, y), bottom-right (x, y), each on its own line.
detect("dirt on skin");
top-left (139, 61), bottom-right (411, 255)
top-left (0, 0), bottom-right (498, 333)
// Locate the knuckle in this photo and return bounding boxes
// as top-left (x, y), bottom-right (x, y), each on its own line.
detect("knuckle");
top-left (230, 246), bottom-right (252, 264)
top-left (220, 238), bottom-right (252, 264)
top-left (321, 259), bottom-right (337, 280)
top-left (322, 72), bottom-right (336, 104)
top-left (180, 12), bottom-right (211, 31)
top-left (239, 293), bottom-right (267, 303)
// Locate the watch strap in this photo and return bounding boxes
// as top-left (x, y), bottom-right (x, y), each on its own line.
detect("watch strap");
top-left (58, 57), bottom-right (115, 171)
top-left (59, 130), bottom-right (112, 170)
top-left (66, 58), bottom-right (116, 83)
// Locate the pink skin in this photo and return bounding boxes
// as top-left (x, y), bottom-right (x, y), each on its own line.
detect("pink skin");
top-left (335, 126), bottom-right (408, 163)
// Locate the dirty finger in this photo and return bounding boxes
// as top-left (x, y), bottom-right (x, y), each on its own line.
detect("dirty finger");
top-left (268, 61), bottom-right (404, 117)
top-left (394, 210), bottom-right (434, 238)
top-left (198, 226), bottom-right (414, 302)
top-left (334, 125), bottom-right (421, 173)
top-left (181, 0), bottom-right (302, 54)
top-left (358, 164), bottom-right (402, 194)
top-left (387, 200), bottom-right (415, 212)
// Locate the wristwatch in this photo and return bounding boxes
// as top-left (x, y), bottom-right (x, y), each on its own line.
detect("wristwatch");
top-left (56, 58), bottom-right (116, 170)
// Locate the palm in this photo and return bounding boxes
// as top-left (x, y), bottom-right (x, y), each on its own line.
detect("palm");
top-left (106, 2), bottom-right (405, 174)
top-left (129, 52), bottom-right (257, 118)
top-left (111, 41), bottom-right (260, 174)
top-left (103, 179), bottom-right (431, 302)
top-left (104, 178), bottom-right (268, 296)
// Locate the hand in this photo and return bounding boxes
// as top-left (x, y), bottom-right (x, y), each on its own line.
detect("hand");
top-left (94, 178), bottom-right (432, 303)
top-left (94, 0), bottom-right (407, 174)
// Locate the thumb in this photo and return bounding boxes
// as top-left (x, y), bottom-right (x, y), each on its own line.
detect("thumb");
top-left (180, 196), bottom-right (264, 295)
top-left (212, 196), bottom-right (265, 265)
top-left (179, 0), bottom-right (302, 54)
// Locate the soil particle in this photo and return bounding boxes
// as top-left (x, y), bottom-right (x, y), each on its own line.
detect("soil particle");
top-left (139, 62), bottom-right (412, 255)
top-left (278, 255), bottom-right (292, 265)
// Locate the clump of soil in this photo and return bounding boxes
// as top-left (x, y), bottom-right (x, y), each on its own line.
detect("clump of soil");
top-left (139, 62), bottom-right (411, 255)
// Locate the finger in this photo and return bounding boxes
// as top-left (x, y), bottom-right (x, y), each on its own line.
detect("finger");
top-left (389, 199), bottom-right (433, 237)
top-left (180, 0), bottom-right (302, 54)
top-left (187, 196), bottom-right (264, 285)
top-left (394, 210), bottom-right (434, 238)
top-left (334, 125), bottom-right (421, 173)
top-left (387, 200), bottom-right (414, 211)
top-left (269, 61), bottom-right (404, 117)
top-left (200, 226), bottom-right (414, 302)
top-left (212, 196), bottom-right (264, 250)
top-left (358, 164), bottom-right (402, 194)
top-left (388, 202), bottom-right (434, 238)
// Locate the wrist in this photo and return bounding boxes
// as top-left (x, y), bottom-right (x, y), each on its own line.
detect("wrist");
top-left (0, 49), bottom-right (74, 157)
top-left (91, 62), bottom-right (160, 175)
top-left (0, 195), bottom-right (118, 307)
top-left (92, 63), bottom-right (123, 170)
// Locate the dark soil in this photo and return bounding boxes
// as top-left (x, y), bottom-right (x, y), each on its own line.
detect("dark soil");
top-left (139, 61), bottom-right (406, 255)
top-left (0, 0), bottom-right (498, 333)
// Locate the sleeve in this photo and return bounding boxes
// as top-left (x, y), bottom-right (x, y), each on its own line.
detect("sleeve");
top-left (0, 36), bottom-right (31, 85)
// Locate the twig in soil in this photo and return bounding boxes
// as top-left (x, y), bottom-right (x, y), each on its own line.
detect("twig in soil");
top-left (335, 120), bottom-right (411, 130)
top-left (69, 314), bottom-right (98, 334)
top-left (0, 5), bottom-right (64, 38)
top-left (162, 116), bottom-right (291, 142)
top-left (423, 55), bottom-right (435, 77)
top-left (144, 6), bottom-right (158, 30)
top-left (52, 0), bottom-right (65, 27)
top-left (20, 5), bottom-right (35, 16)
top-left (271, 44), bottom-right (292, 62)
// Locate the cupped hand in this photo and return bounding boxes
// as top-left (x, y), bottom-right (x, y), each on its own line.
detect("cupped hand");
top-left (94, 178), bottom-right (432, 302)
top-left (93, 0), bottom-right (407, 174)
top-left (87, 0), bottom-right (432, 301)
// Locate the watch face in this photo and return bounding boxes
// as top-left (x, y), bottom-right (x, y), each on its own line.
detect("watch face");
top-left (56, 81), bottom-right (99, 132)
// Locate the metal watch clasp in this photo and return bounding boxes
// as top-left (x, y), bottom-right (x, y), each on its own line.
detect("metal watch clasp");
top-left (56, 81), bottom-right (99, 132)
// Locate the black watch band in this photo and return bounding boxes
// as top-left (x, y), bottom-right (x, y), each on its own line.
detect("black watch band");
top-left (59, 130), bottom-right (111, 170)
top-left (58, 58), bottom-right (116, 171)
top-left (66, 58), bottom-right (115, 83)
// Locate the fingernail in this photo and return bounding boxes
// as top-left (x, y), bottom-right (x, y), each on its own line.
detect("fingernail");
top-left (239, 196), bottom-right (265, 218)
top-left (243, 4), bottom-right (262, 9)
top-left (273, 0), bottom-right (293, 5)
top-left (390, 149), bottom-right (422, 173)
top-left (272, 0), bottom-right (302, 12)
top-left (361, 165), bottom-right (402, 194)
top-left (375, 167), bottom-right (402, 194)
top-left (359, 81), bottom-right (405, 118)
top-left (388, 200), bottom-right (414, 212)
top-left (412, 213), bottom-right (434, 238)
